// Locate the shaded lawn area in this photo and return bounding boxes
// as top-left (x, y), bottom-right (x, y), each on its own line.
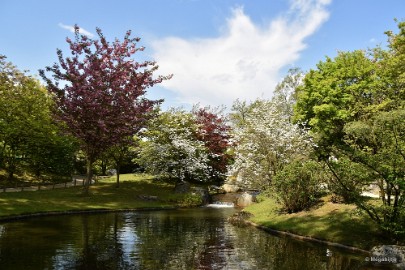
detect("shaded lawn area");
top-left (0, 174), bottom-right (192, 218)
top-left (245, 196), bottom-right (387, 250)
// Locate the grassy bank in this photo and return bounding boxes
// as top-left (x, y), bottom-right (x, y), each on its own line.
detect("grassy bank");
top-left (0, 174), bottom-right (201, 219)
top-left (0, 174), bottom-right (390, 251)
top-left (244, 196), bottom-right (387, 250)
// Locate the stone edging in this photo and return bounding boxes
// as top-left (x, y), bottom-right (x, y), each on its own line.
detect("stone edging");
top-left (244, 220), bottom-right (371, 255)
top-left (0, 207), bottom-right (178, 223)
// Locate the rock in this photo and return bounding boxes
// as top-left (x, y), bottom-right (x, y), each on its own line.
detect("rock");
top-left (236, 192), bottom-right (254, 207)
top-left (209, 185), bottom-right (223, 193)
top-left (191, 187), bottom-right (211, 205)
top-left (222, 183), bottom-right (241, 193)
top-left (138, 195), bottom-right (159, 201)
top-left (228, 211), bottom-right (253, 226)
top-left (107, 169), bottom-right (117, 176)
top-left (370, 245), bottom-right (405, 269)
top-left (174, 181), bottom-right (191, 193)
top-left (211, 193), bottom-right (239, 205)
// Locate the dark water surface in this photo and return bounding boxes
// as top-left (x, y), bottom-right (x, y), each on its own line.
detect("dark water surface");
top-left (0, 208), bottom-right (368, 269)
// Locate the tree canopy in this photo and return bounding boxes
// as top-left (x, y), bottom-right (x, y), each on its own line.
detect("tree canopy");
top-left (294, 21), bottom-right (405, 238)
top-left (137, 108), bottom-right (210, 183)
top-left (193, 107), bottom-right (232, 183)
top-left (0, 55), bottom-right (76, 182)
top-left (40, 26), bottom-right (171, 192)
top-left (137, 106), bottom-right (232, 185)
top-left (229, 69), bottom-right (312, 189)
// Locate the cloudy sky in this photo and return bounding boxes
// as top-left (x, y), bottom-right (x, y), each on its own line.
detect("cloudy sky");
top-left (1, 0), bottom-right (404, 109)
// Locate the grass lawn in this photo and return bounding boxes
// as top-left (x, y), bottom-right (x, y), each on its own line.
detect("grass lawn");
top-left (0, 173), bottom-right (200, 219)
top-left (0, 173), bottom-right (392, 251)
top-left (244, 195), bottom-right (388, 250)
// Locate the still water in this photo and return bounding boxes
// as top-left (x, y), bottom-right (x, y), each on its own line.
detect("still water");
top-left (0, 208), bottom-right (367, 270)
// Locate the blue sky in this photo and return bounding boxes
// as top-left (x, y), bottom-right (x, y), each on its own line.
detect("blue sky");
top-left (1, 0), bottom-right (404, 109)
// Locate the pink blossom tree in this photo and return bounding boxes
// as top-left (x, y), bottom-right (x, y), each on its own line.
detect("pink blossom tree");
top-left (40, 25), bottom-right (171, 193)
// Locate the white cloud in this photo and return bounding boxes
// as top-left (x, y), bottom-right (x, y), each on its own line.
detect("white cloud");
top-left (58, 23), bottom-right (94, 38)
top-left (151, 0), bottom-right (331, 107)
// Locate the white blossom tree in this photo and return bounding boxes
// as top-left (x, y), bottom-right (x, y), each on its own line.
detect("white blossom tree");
top-left (137, 108), bottom-right (210, 182)
top-left (229, 69), bottom-right (313, 189)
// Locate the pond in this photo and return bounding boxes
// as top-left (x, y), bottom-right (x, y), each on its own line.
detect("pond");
top-left (0, 208), bottom-right (368, 270)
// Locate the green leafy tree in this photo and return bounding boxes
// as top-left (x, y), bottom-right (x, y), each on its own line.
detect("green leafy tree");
top-left (294, 50), bottom-right (379, 156)
top-left (0, 56), bottom-right (75, 183)
top-left (25, 130), bottom-right (77, 180)
top-left (343, 110), bottom-right (405, 237)
top-left (94, 152), bottom-right (111, 176)
top-left (294, 21), bottom-right (405, 239)
top-left (325, 156), bottom-right (372, 203)
top-left (107, 139), bottom-right (139, 188)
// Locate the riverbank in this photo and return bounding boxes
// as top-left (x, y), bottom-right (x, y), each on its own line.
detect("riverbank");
top-left (244, 196), bottom-right (388, 251)
top-left (0, 174), bottom-right (393, 252)
top-left (0, 174), bottom-right (201, 221)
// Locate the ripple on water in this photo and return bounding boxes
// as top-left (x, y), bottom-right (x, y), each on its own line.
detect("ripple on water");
top-left (0, 209), bottom-right (367, 270)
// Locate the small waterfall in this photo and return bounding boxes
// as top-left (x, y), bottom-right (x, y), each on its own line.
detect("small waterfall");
top-left (205, 201), bottom-right (235, 208)
top-left (207, 191), bottom-right (258, 208)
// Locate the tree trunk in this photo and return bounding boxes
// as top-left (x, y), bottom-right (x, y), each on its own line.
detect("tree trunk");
top-left (8, 170), bottom-right (14, 182)
top-left (6, 148), bottom-right (17, 183)
top-left (101, 158), bottom-right (108, 176)
top-left (7, 159), bottom-right (16, 183)
top-left (84, 156), bottom-right (93, 195)
top-left (116, 163), bottom-right (120, 188)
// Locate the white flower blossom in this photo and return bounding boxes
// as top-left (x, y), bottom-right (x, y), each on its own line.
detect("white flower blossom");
top-left (229, 70), bottom-right (312, 188)
top-left (138, 109), bottom-right (210, 182)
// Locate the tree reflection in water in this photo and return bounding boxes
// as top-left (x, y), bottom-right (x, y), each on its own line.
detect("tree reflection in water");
top-left (0, 209), bottom-right (366, 270)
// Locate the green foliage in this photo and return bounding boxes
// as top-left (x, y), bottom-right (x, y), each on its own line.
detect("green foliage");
top-left (294, 21), bottom-right (405, 239)
top-left (167, 192), bottom-right (203, 207)
top-left (0, 55), bottom-right (76, 182)
top-left (93, 146), bottom-right (141, 177)
top-left (273, 160), bottom-right (325, 213)
top-left (93, 153), bottom-right (112, 176)
top-left (294, 50), bottom-right (379, 156)
top-left (326, 156), bottom-right (373, 203)
top-left (342, 109), bottom-right (405, 238)
top-left (372, 205), bottom-right (405, 240)
top-left (73, 150), bottom-right (87, 175)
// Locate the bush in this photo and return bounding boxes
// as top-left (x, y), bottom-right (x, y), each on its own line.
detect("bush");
top-left (273, 160), bottom-right (325, 213)
top-left (326, 157), bottom-right (372, 204)
top-left (166, 192), bottom-right (203, 207)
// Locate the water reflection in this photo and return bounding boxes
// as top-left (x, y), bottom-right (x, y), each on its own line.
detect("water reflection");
top-left (0, 209), bottom-right (367, 270)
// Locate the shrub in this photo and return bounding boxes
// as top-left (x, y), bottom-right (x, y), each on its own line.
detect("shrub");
top-left (326, 157), bottom-right (372, 204)
top-left (166, 192), bottom-right (203, 207)
top-left (273, 160), bottom-right (325, 213)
